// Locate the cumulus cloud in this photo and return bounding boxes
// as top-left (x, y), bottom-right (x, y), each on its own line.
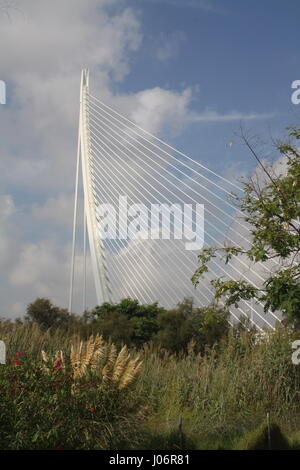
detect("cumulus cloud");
top-left (8, 239), bottom-right (97, 315)
top-left (118, 86), bottom-right (192, 135)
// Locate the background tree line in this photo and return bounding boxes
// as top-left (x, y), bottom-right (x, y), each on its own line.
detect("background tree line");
top-left (24, 296), bottom-right (230, 354)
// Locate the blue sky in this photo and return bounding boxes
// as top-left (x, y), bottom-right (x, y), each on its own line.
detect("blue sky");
top-left (121, 0), bottom-right (300, 174)
top-left (0, 0), bottom-right (299, 318)
top-left (125, 0), bottom-right (299, 108)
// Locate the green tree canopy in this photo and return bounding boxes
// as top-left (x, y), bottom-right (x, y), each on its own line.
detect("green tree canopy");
top-left (26, 298), bottom-right (71, 330)
top-left (155, 298), bottom-right (229, 353)
top-left (91, 298), bottom-right (164, 345)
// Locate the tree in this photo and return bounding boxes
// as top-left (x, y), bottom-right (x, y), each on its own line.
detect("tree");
top-left (155, 308), bottom-right (194, 353)
top-left (155, 298), bottom-right (229, 353)
top-left (192, 126), bottom-right (300, 328)
top-left (96, 311), bottom-right (134, 345)
top-left (91, 298), bottom-right (164, 345)
top-left (195, 305), bottom-right (229, 350)
top-left (26, 298), bottom-right (71, 330)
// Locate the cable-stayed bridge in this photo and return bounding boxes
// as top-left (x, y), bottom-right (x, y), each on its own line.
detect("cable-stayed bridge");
top-left (68, 69), bottom-right (282, 331)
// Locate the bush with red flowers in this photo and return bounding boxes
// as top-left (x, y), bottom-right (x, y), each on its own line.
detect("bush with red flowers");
top-left (0, 353), bottom-right (144, 450)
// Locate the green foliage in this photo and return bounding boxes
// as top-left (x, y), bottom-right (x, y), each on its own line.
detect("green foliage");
top-left (211, 278), bottom-right (258, 308)
top-left (1, 323), bottom-right (300, 449)
top-left (140, 326), bottom-right (300, 448)
top-left (263, 268), bottom-right (300, 326)
top-left (192, 126), bottom-right (300, 327)
top-left (0, 352), bottom-right (143, 450)
top-left (236, 422), bottom-right (290, 450)
top-left (95, 311), bottom-right (134, 345)
top-left (18, 297), bottom-right (230, 352)
top-left (155, 299), bottom-right (229, 353)
top-left (91, 298), bottom-right (163, 346)
top-left (289, 430), bottom-right (300, 449)
top-left (25, 298), bottom-right (72, 330)
top-left (155, 308), bottom-right (194, 353)
top-left (196, 305), bottom-right (230, 349)
top-left (129, 316), bottom-right (159, 345)
top-left (92, 298), bottom-right (164, 320)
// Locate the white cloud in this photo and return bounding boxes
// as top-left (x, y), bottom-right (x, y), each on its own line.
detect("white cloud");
top-left (8, 239), bottom-right (96, 313)
top-left (31, 194), bottom-right (79, 228)
top-left (156, 31), bottom-right (186, 62)
top-left (0, 194), bottom-right (15, 218)
top-left (125, 86), bottom-right (192, 134)
top-left (0, 195), bottom-right (18, 269)
top-left (188, 109), bottom-right (277, 122)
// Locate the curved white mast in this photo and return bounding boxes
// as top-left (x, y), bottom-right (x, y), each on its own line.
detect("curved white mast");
top-left (69, 69), bottom-right (111, 313)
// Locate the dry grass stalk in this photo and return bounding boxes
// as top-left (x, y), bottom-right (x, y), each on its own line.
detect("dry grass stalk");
top-left (70, 335), bottom-right (105, 379)
top-left (118, 356), bottom-right (143, 390)
top-left (102, 343), bottom-right (117, 383)
top-left (112, 345), bottom-right (131, 382)
top-left (41, 334), bottom-right (143, 390)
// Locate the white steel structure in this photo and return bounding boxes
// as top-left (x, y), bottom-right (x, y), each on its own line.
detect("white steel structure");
top-left (69, 69), bottom-right (282, 330)
top-left (69, 69), bottom-right (111, 315)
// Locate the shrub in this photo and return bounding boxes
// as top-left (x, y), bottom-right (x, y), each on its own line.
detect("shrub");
top-left (91, 298), bottom-right (163, 346)
top-left (0, 336), bottom-right (144, 450)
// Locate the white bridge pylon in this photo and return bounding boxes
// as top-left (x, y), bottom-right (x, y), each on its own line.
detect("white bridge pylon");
top-left (69, 69), bottom-right (111, 313)
top-left (68, 69), bottom-right (281, 331)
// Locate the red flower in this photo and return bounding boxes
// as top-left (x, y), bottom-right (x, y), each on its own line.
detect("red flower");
top-left (13, 360), bottom-right (21, 366)
top-left (53, 360), bottom-right (62, 371)
top-left (89, 408), bottom-right (96, 413)
top-left (15, 352), bottom-right (22, 357)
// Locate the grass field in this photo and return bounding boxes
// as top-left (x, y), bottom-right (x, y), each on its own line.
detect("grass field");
top-left (1, 321), bottom-right (300, 449)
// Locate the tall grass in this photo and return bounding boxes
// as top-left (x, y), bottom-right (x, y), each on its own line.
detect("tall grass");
top-left (137, 328), bottom-right (300, 445)
top-left (1, 321), bottom-right (300, 448)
